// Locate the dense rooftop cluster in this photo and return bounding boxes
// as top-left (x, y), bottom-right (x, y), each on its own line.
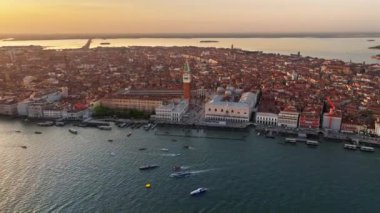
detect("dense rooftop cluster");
top-left (1, 45), bottom-right (380, 127)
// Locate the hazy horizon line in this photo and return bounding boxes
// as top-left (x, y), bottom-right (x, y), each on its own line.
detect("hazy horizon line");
top-left (1, 32), bottom-right (380, 40)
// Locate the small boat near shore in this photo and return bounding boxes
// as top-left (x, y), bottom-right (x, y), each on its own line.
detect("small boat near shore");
top-left (139, 165), bottom-right (159, 170)
top-left (127, 132), bottom-right (132, 137)
top-left (55, 121), bottom-right (65, 127)
top-left (265, 132), bottom-right (275, 139)
top-left (37, 121), bottom-right (54, 127)
top-left (68, 128), bottom-right (78, 134)
top-left (190, 187), bottom-right (208, 196)
top-left (306, 140), bottom-right (319, 146)
top-left (344, 144), bottom-right (357, 150)
top-left (117, 122), bottom-right (127, 128)
top-left (34, 131), bottom-right (42, 134)
top-left (360, 146), bottom-right (375, 152)
top-left (139, 148), bottom-right (147, 151)
top-left (144, 124), bottom-right (152, 131)
top-left (160, 148), bottom-right (169, 152)
top-left (98, 125), bottom-right (112, 130)
top-left (20, 146), bottom-right (27, 149)
top-left (285, 138), bottom-right (297, 144)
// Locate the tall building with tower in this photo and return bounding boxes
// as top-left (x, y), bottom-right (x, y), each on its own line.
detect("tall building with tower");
top-left (183, 61), bottom-right (191, 100)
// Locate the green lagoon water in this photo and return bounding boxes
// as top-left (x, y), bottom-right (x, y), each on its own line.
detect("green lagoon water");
top-left (1, 119), bottom-right (380, 212)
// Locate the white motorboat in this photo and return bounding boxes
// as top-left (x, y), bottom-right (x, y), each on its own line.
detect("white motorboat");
top-left (190, 187), bottom-right (208, 196)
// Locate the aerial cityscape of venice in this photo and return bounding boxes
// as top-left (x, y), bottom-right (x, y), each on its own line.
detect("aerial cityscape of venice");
top-left (1, 0), bottom-right (380, 212)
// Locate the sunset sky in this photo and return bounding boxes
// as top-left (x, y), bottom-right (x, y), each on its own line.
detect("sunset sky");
top-left (0, 0), bottom-right (379, 34)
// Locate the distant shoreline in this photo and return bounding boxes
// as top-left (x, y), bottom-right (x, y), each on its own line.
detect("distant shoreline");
top-left (369, 45), bottom-right (380, 49)
top-left (2, 32), bottom-right (380, 41)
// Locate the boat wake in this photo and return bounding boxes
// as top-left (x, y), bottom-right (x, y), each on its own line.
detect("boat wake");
top-left (189, 168), bottom-right (220, 174)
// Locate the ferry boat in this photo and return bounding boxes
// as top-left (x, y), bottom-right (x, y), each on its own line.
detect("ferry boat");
top-left (98, 125), bottom-right (112, 130)
top-left (360, 146), bottom-right (375, 152)
top-left (139, 165), bottom-right (159, 170)
top-left (190, 188), bottom-right (208, 196)
top-left (306, 140), bottom-right (319, 146)
top-left (344, 144), bottom-right (357, 150)
top-left (68, 128), bottom-right (78, 134)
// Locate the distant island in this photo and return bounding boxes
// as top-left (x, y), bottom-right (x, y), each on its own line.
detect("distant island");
top-left (200, 40), bottom-right (219, 43)
top-left (369, 45), bottom-right (380, 49)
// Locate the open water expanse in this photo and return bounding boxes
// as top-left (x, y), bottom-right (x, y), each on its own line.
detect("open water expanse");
top-left (1, 119), bottom-right (380, 212)
top-left (0, 37), bottom-right (380, 64)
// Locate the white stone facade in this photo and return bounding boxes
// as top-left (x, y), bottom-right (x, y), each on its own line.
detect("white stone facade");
top-left (277, 111), bottom-right (300, 128)
top-left (255, 112), bottom-right (278, 126)
top-left (152, 100), bottom-right (188, 122)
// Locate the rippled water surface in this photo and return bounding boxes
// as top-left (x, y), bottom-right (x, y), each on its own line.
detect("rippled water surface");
top-left (1, 119), bottom-right (380, 212)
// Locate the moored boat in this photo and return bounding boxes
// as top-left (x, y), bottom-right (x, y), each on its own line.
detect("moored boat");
top-left (34, 131), bottom-right (42, 134)
top-left (98, 125), bottom-right (112, 130)
top-left (68, 128), bottom-right (78, 134)
top-left (55, 121), bottom-right (65, 127)
top-left (306, 140), bottom-right (319, 146)
top-left (344, 144), bottom-right (357, 150)
top-left (285, 138), bottom-right (297, 144)
top-left (360, 146), bottom-right (375, 152)
top-left (37, 121), bottom-right (54, 127)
